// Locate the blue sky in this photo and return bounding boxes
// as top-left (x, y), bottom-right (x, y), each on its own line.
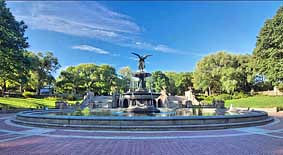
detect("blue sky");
top-left (7, 1), bottom-right (283, 75)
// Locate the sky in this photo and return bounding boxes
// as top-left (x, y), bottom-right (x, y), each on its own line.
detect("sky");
top-left (7, 1), bottom-right (283, 76)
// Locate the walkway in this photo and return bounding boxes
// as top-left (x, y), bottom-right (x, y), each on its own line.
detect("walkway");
top-left (0, 112), bottom-right (283, 155)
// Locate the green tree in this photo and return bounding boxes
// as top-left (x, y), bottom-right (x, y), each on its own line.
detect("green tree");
top-left (118, 66), bottom-right (132, 92)
top-left (176, 72), bottom-right (193, 95)
top-left (56, 64), bottom-right (118, 96)
top-left (193, 51), bottom-right (252, 95)
top-left (56, 66), bottom-right (83, 94)
top-left (150, 71), bottom-right (170, 93)
top-left (0, 0), bottom-right (29, 93)
top-left (253, 6), bottom-right (283, 86)
top-left (96, 64), bottom-right (117, 95)
top-left (29, 52), bottom-right (60, 95)
top-left (165, 72), bottom-right (193, 95)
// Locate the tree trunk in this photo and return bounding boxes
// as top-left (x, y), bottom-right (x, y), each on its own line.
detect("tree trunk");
top-left (19, 84), bottom-right (23, 93)
top-left (2, 80), bottom-right (7, 95)
top-left (36, 80), bottom-right (41, 96)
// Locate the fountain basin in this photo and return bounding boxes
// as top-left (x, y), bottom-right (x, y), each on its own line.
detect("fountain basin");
top-left (12, 109), bottom-right (273, 131)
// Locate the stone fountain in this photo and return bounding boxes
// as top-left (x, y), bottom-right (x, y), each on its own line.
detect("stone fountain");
top-left (122, 53), bottom-right (161, 113)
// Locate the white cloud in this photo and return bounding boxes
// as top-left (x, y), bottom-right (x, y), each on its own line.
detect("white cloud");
top-left (123, 42), bottom-right (190, 55)
top-left (9, 2), bottom-right (139, 41)
top-left (8, 1), bottom-right (190, 55)
top-left (72, 45), bottom-right (110, 54)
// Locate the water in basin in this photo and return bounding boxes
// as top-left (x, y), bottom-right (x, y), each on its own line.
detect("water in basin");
top-left (44, 108), bottom-right (243, 117)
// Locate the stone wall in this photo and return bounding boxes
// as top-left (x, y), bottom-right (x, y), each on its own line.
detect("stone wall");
top-left (257, 87), bottom-right (283, 96)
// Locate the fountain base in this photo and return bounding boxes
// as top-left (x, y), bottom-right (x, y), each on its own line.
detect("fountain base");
top-left (127, 106), bottom-right (160, 113)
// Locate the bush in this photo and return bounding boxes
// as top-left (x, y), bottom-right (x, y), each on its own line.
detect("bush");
top-left (214, 94), bottom-right (232, 101)
top-left (278, 83), bottom-right (283, 92)
top-left (197, 95), bottom-right (215, 104)
top-left (66, 94), bottom-right (76, 101)
top-left (22, 91), bottom-right (36, 98)
top-left (232, 92), bottom-right (250, 100)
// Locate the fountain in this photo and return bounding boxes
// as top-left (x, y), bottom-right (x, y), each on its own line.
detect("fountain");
top-left (12, 52), bottom-right (274, 131)
top-left (121, 53), bottom-right (160, 113)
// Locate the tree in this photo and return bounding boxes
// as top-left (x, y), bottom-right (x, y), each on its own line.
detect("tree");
top-left (118, 66), bottom-right (132, 93)
top-left (175, 72), bottom-right (193, 95)
top-left (150, 71), bottom-right (170, 93)
top-left (253, 6), bottom-right (283, 86)
top-left (0, 0), bottom-right (29, 93)
top-left (56, 66), bottom-right (82, 95)
top-left (28, 52), bottom-right (60, 95)
top-left (165, 72), bottom-right (193, 95)
top-left (56, 64), bottom-right (118, 96)
top-left (96, 64), bottom-right (117, 95)
top-left (193, 51), bottom-right (252, 95)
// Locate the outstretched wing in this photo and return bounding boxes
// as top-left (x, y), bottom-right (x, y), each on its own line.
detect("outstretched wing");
top-left (143, 55), bottom-right (152, 59)
top-left (131, 52), bottom-right (142, 59)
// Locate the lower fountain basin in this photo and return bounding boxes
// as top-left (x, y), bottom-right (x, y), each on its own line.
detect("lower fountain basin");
top-left (12, 108), bottom-right (273, 131)
top-left (127, 106), bottom-right (161, 113)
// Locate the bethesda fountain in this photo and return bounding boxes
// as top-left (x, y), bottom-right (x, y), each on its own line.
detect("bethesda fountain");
top-left (12, 52), bottom-right (273, 131)
top-left (122, 53), bottom-right (161, 113)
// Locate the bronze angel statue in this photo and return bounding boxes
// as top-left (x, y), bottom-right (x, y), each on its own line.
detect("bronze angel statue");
top-left (131, 52), bottom-right (152, 71)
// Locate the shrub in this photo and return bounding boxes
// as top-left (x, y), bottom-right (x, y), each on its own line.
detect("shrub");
top-left (66, 94), bottom-right (76, 101)
top-left (278, 83), bottom-right (283, 92)
top-left (22, 91), bottom-right (36, 98)
top-left (197, 95), bottom-right (215, 104)
top-left (214, 94), bottom-right (232, 101)
top-left (232, 92), bottom-right (250, 99)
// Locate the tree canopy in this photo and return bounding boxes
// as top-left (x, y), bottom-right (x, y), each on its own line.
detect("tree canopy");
top-left (0, 0), bottom-right (29, 93)
top-left (253, 6), bottom-right (283, 86)
top-left (56, 64), bottom-right (118, 96)
top-left (193, 51), bottom-right (253, 95)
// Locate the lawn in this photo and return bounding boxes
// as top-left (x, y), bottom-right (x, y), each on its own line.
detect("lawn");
top-left (0, 97), bottom-right (79, 109)
top-left (225, 95), bottom-right (283, 108)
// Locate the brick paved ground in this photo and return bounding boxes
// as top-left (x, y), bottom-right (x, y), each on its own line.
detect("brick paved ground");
top-left (0, 112), bottom-right (283, 155)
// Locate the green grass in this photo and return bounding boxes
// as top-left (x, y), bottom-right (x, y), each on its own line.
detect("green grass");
top-left (0, 97), bottom-right (80, 109)
top-left (225, 95), bottom-right (283, 108)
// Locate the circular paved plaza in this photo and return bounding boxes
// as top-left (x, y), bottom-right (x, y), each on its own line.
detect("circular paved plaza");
top-left (0, 112), bottom-right (283, 155)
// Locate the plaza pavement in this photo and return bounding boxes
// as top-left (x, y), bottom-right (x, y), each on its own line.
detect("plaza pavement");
top-left (0, 112), bottom-right (283, 155)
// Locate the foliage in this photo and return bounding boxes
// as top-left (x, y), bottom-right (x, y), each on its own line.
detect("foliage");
top-left (22, 91), bottom-right (36, 98)
top-left (165, 72), bottom-right (193, 95)
top-left (198, 92), bottom-right (250, 104)
top-left (278, 83), bottom-right (283, 92)
top-left (149, 71), bottom-right (170, 93)
top-left (118, 66), bottom-right (132, 93)
top-left (253, 7), bottom-right (283, 87)
top-left (31, 52), bottom-right (60, 95)
top-left (214, 94), bottom-right (232, 101)
top-left (232, 92), bottom-right (250, 100)
top-left (193, 51), bottom-right (253, 95)
top-left (0, 0), bottom-right (29, 93)
top-left (56, 64), bottom-right (118, 96)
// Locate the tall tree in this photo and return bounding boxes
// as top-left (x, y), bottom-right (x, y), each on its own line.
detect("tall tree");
top-left (253, 6), bottom-right (283, 86)
top-left (29, 52), bottom-right (60, 95)
top-left (193, 51), bottom-right (252, 95)
top-left (0, 0), bottom-right (29, 93)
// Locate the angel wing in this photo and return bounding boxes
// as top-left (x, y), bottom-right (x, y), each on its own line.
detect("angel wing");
top-left (143, 54), bottom-right (152, 59)
top-left (131, 52), bottom-right (142, 59)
